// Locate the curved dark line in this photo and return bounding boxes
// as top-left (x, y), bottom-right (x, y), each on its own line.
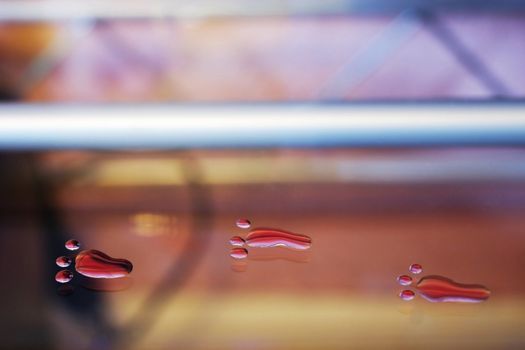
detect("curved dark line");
top-left (113, 154), bottom-right (214, 348)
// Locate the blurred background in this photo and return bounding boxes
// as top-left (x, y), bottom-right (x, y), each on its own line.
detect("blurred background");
top-left (1, 1), bottom-right (525, 349)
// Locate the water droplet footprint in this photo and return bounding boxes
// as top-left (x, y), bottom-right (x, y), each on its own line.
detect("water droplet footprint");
top-left (397, 263), bottom-right (491, 303)
top-left (397, 275), bottom-right (412, 286)
top-left (230, 248), bottom-right (248, 259)
top-left (65, 239), bottom-right (80, 251)
top-left (244, 228), bottom-right (312, 250)
top-left (399, 289), bottom-right (416, 301)
top-left (75, 250), bottom-right (133, 278)
top-left (55, 270), bottom-right (74, 283)
top-left (236, 219), bottom-right (251, 229)
top-left (229, 236), bottom-right (245, 247)
top-left (228, 219), bottom-right (312, 271)
top-left (55, 239), bottom-right (133, 295)
top-left (56, 256), bottom-right (72, 267)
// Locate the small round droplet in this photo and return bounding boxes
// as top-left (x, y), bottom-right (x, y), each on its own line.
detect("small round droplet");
top-left (56, 256), bottom-right (72, 267)
top-left (57, 284), bottom-right (75, 296)
top-left (409, 263), bottom-right (423, 274)
top-left (230, 247), bottom-right (248, 259)
top-left (397, 275), bottom-right (413, 286)
top-left (399, 289), bottom-right (415, 301)
top-left (236, 219), bottom-right (251, 229)
top-left (55, 270), bottom-right (74, 283)
top-left (229, 236), bottom-right (245, 247)
top-left (65, 239), bottom-right (80, 251)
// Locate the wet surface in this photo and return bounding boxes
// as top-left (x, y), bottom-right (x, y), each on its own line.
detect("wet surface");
top-left (1, 149), bottom-right (525, 349)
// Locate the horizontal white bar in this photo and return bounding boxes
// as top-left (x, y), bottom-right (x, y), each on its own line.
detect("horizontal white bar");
top-left (0, 103), bottom-right (525, 149)
top-left (0, 0), bottom-right (522, 21)
top-left (0, 0), bottom-right (349, 21)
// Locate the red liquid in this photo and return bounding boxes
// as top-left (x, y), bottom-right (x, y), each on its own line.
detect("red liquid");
top-left (399, 289), bottom-right (415, 301)
top-left (65, 239), bottom-right (80, 251)
top-left (245, 228), bottom-right (312, 250)
top-left (416, 275), bottom-right (491, 303)
top-left (55, 269), bottom-right (74, 283)
top-left (409, 263), bottom-right (423, 274)
top-left (229, 236), bottom-right (245, 247)
top-left (230, 247), bottom-right (248, 259)
top-left (397, 275), bottom-right (413, 286)
top-left (75, 249), bottom-right (133, 279)
top-left (56, 256), bottom-right (72, 267)
top-left (236, 219), bottom-right (251, 229)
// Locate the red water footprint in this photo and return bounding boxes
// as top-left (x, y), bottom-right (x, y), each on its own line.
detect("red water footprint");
top-left (245, 228), bottom-right (312, 250)
top-left (228, 219), bottom-right (312, 264)
top-left (75, 250), bottom-right (133, 279)
top-left (55, 239), bottom-right (133, 295)
top-left (397, 264), bottom-right (491, 303)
